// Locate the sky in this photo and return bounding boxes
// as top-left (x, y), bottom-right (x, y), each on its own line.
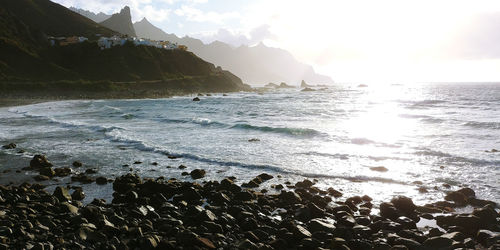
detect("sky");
top-left (52, 0), bottom-right (500, 83)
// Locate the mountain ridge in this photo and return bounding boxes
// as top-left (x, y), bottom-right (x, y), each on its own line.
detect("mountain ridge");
top-left (126, 10), bottom-right (334, 85)
top-left (69, 7), bottom-right (111, 23)
top-left (99, 6), bottom-right (136, 37)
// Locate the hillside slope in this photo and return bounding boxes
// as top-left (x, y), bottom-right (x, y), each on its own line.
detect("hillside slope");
top-left (1, 0), bottom-right (116, 39)
top-left (0, 0), bottom-right (249, 93)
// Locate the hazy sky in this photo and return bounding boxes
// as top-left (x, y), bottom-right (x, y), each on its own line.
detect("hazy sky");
top-left (53, 0), bottom-right (500, 82)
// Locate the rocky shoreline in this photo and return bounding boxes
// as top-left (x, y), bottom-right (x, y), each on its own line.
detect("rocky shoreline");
top-left (0, 152), bottom-right (498, 249)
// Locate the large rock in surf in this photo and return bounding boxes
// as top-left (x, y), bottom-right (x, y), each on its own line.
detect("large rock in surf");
top-left (190, 169), bottom-right (206, 179)
top-left (30, 155), bottom-right (53, 169)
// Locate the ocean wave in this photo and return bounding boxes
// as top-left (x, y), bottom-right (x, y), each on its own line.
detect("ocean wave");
top-left (463, 121), bottom-right (500, 130)
top-left (159, 117), bottom-right (226, 127)
top-left (399, 114), bottom-right (432, 119)
top-left (300, 173), bottom-right (406, 185)
top-left (299, 151), bottom-right (350, 160)
top-left (414, 149), bottom-right (500, 166)
top-left (104, 130), bottom-right (408, 185)
top-left (104, 129), bottom-right (289, 173)
top-left (230, 124), bottom-right (323, 137)
top-left (350, 138), bottom-right (375, 145)
top-left (350, 138), bottom-right (401, 148)
top-left (421, 117), bottom-right (445, 124)
top-left (368, 155), bottom-right (411, 161)
top-left (399, 99), bottom-right (447, 109)
top-left (398, 112), bottom-right (443, 123)
top-left (9, 109), bottom-right (124, 134)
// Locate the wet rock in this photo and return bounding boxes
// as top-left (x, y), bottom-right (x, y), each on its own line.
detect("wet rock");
top-left (34, 175), bottom-right (50, 182)
top-left (2, 143), bottom-right (16, 149)
top-left (234, 191), bottom-right (254, 202)
top-left (308, 202), bottom-right (325, 218)
top-left (71, 189), bottom-right (85, 200)
top-left (53, 186), bottom-right (71, 202)
top-left (197, 237), bottom-right (216, 249)
top-left (95, 177), bottom-right (108, 185)
top-left (60, 202), bottom-right (79, 215)
top-left (248, 138), bottom-right (260, 142)
top-left (423, 236), bottom-right (453, 249)
top-left (380, 202), bottom-right (399, 220)
top-left (370, 166), bottom-right (388, 172)
top-left (339, 215), bottom-right (356, 228)
top-left (391, 196), bottom-right (416, 214)
top-left (72, 161), bottom-right (83, 167)
top-left (30, 155), bottom-right (53, 169)
top-left (327, 187), bottom-right (343, 197)
top-left (468, 197), bottom-right (496, 207)
top-left (361, 195), bottom-right (372, 202)
top-left (295, 179), bottom-right (314, 188)
top-left (444, 191), bottom-right (467, 205)
top-left (71, 174), bottom-right (94, 184)
top-left (238, 239), bottom-right (258, 249)
top-left (279, 191), bottom-right (302, 205)
top-left (54, 167), bottom-right (71, 177)
top-left (39, 167), bottom-right (55, 177)
top-left (257, 173), bottom-right (273, 181)
top-left (292, 224), bottom-right (312, 239)
top-left (476, 230), bottom-right (500, 247)
top-left (182, 187), bottom-right (202, 201)
top-left (193, 97), bottom-right (201, 101)
top-left (308, 219), bottom-right (335, 233)
top-left (441, 231), bottom-right (465, 241)
top-left (85, 168), bottom-right (98, 174)
top-left (415, 205), bottom-right (443, 214)
top-left (242, 177), bottom-right (261, 188)
top-left (472, 205), bottom-right (498, 225)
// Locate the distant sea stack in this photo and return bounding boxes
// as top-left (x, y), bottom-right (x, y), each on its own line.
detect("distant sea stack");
top-left (100, 6), bottom-right (136, 37)
top-left (301, 80), bottom-right (312, 88)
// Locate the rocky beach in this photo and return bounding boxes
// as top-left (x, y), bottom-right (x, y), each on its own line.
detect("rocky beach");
top-left (0, 146), bottom-right (498, 249)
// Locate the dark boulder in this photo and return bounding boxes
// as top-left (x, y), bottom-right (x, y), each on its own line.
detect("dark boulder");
top-left (380, 202), bottom-right (399, 220)
top-left (95, 177), bottom-right (108, 185)
top-left (190, 169), bottom-right (206, 179)
top-left (30, 155), bottom-right (53, 169)
top-left (295, 179), bottom-right (314, 188)
top-left (327, 187), bottom-right (343, 197)
top-left (54, 167), bottom-right (71, 177)
top-left (279, 191), bottom-right (302, 205)
top-left (308, 219), bottom-right (335, 233)
top-left (257, 173), bottom-right (273, 181)
top-left (391, 196), bottom-right (416, 214)
top-left (193, 97), bottom-right (201, 101)
top-left (2, 143), bottom-right (16, 149)
top-left (472, 205), bottom-right (498, 226)
top-left (72, 189), bottom-right (86, 200)
top-left (53, 186), bottom-right (71, 202)
top-left (72, 161), bottom-right (83, 167)
top-left (39, 167), bottom-right (55, 177)
top-left (423, 236), bottom-right (453, 249)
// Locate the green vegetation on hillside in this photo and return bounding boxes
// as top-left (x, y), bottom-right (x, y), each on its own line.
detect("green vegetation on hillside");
top-left (0, 0), bottom-right (250, 98)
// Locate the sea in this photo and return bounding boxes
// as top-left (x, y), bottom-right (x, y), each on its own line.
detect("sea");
top-left (0, 82), bottom-right (499, 206)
